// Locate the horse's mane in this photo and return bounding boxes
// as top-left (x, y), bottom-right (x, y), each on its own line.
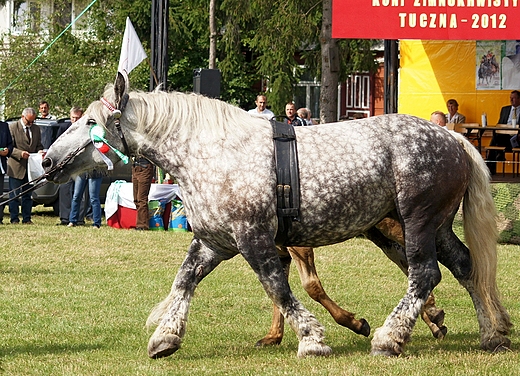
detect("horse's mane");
top-left (87, 84), bottom-right (271, 147)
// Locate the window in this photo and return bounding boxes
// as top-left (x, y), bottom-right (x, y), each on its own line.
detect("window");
top-left (294, 67), bottom-right (320, 121)
top-left (345, 73), bottom-right (371, 119)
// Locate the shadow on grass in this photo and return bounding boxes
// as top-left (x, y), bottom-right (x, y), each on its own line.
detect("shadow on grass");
top-left (0, 342), bottom-right (103, 359)
top-left (329, 331), bottom-right (484, 357)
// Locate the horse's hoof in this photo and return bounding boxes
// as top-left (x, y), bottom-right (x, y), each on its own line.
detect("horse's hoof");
top-left (148, 334), bottom-right (182, 359)
top-left (370, 348), bottom-right (401, 357)
top-left (481, 337), bottom-right (511, 353)
top-left (358, 318), bottom-right (371, 337)
top-left (297, 338), bottom-right (332, 358)
top-left (430, 324), bottom-right (448, 340)
top-left (371, 327), bottom-right (405, 357)
top-left (428, 309), bottom-right (445, 327)
top-left (255, 337), bottom-right (282, 347)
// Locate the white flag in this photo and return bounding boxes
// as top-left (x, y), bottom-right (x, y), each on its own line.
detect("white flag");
top-left (118, 17), bottom-right (147, 75)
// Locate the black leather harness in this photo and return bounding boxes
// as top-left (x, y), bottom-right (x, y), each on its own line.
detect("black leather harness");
top-left (271, 120), bottom-right (300, 246)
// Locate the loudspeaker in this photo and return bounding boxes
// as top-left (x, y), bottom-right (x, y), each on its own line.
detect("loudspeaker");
top-left (193, 68), bottom-right (221, 98)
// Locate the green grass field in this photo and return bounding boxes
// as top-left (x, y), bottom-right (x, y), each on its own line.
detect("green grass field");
top-left (1, 208), bottom-right (519, 375)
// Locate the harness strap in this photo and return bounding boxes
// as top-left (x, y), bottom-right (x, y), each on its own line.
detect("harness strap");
top-left (271, 120), bottom-right (300, 246)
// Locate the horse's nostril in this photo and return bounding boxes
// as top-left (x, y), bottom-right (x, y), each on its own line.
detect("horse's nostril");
top-left (42, 157), bottom-right (53, 170)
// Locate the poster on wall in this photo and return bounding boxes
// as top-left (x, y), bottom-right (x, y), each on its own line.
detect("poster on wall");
top-left (476, 41), bottom-right (502, 90)
top-left (476, 40), bottom-right (520, 91)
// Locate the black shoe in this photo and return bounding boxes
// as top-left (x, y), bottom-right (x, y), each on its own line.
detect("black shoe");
top-left (11, 220), bottom-right (19, 225)
top-left (57, 220), bottom-right (68, 226)
top-left (22, 220), bottom-right (34, 225)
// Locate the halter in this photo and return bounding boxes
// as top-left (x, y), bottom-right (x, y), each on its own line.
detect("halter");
top-left (0, 140), bottom-right (91, 206)
top-left (0, 96), bottom-right (132, 206)
top-left (101, 96), bottom-right (133, 159)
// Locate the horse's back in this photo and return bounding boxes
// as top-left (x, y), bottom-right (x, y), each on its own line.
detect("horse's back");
top-left (290, 114), bottom-right (470, 245)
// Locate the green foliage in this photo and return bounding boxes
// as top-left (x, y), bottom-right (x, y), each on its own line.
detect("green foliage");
top-left (0, 0), bottom-right (379, 118)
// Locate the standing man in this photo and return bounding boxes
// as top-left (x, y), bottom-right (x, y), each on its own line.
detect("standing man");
top-left (445, 99), bottom-right (466, 124)
top-left (0, 120), bottom-right (13, 224)
top-left (38, 101), bottom-right (56, 120)
top-left (132, 156), bottom-right (155, 230)
top-left (56, 107), bottom-right (85, 225)
top-left (248, 94), bottom-right (275, 120)
top-left (7, 108), bottom-right (44, 224)
top-left (283, 102), bottom-right (306, 126)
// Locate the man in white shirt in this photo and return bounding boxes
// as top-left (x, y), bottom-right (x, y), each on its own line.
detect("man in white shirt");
top-left (248, 95), bottom-right (275, 120)
top-left (38, 101), bottom-right (56, 120)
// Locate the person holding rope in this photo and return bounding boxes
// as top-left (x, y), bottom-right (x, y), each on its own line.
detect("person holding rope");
top-left (0, 121), bottom-right (13, 224)
top-left (56, 107), bottom-right (87, 225)
top-left (7, 108), bottom-right (44, 224)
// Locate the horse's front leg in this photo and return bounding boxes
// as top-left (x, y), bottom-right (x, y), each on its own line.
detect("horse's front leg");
top-left (236, 231), bottom-right (332, 358)
top-left (146, 238), bottom-right (230, 359)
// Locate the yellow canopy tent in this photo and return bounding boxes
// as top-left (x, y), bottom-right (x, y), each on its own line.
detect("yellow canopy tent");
top-left (399, 40), bottom-right (512, 125)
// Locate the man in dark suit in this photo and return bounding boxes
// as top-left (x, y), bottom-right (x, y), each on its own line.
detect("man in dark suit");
top-left (0, 121), bottom-right (14, 224)
top-left (7, 108), bottom-right (44, 224)
top-left (487, 90), bottom-right (520, 175)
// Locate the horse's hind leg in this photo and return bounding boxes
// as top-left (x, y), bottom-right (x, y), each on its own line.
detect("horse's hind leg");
top-left (435, 226), bottom-right (512, 352)
top-left (146, 238), bottom-right (229, 359)
top-left (255, 253), bottom-right (292, 346)
top-left (236, 232), bottom-right (331, 357)
top-left (370, 219), bottom-right (442, 356)
top-left (365, 221), bottom-right (447, 339)
top-left (287, 246), bottom-right (371, 336)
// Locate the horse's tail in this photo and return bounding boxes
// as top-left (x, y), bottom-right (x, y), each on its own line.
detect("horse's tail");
top-left (455, 133), bottom-right (512, 333)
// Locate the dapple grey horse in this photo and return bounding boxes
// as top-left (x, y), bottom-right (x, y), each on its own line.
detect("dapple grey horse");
top-left (42, 75), bottom-right (511, 358)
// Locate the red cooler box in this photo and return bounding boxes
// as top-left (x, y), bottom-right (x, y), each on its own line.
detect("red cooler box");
top-left (105, 182), bottom-right (180, 229)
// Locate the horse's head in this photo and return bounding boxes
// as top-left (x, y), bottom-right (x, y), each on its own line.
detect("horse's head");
top-left (43, 73), bottom-right (134, 183)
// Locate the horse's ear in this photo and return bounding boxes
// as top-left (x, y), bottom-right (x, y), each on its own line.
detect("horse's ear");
top-left (114, 71), bottom-right (129, 110)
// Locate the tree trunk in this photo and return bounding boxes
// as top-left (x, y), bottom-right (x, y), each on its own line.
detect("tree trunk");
top-left (319, 0), bottom-right (339, 124)
top-left (209, 0), bottom-right (217, 69)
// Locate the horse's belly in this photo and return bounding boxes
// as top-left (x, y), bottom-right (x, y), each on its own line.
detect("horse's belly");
top-left (288, 194), bottom-right (395, 247)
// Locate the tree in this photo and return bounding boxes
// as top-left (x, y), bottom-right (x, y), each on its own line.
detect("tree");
top-left (319, 0), bottom-right (339, 123)
top-left (0, 3), bottom-right (119, 118)
top-left (0, 0), bottom-right (379, 120)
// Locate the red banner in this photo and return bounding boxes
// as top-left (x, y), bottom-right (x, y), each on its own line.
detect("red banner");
top-left (332, 0), bottom-right (520, 40)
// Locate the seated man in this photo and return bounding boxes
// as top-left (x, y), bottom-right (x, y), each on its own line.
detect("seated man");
top-left (487, 90), bottom-right (520, 175)
top-left (430, 111), bottom-right (448, 129)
